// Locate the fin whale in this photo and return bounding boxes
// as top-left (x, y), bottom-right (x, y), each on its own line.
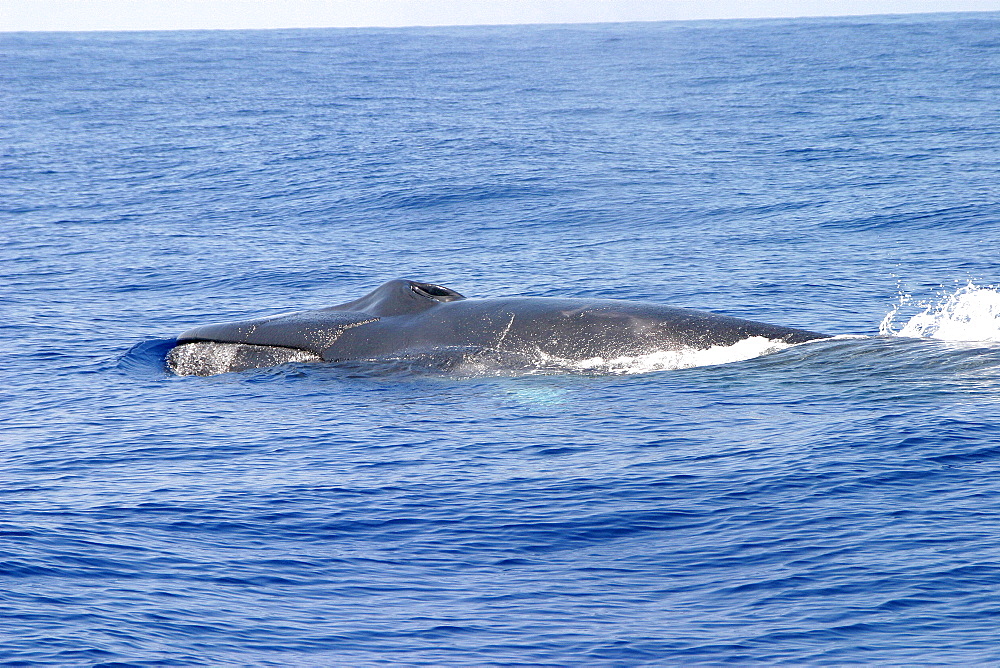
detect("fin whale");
top-left (166, 279), bottom-right (829, 376)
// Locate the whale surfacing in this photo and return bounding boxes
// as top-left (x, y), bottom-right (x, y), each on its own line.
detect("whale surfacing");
top-left (166, 279), bottom-right (829, 376)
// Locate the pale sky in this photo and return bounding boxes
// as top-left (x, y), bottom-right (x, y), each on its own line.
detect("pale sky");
top-left (1, 0), bottom-right (997, 32)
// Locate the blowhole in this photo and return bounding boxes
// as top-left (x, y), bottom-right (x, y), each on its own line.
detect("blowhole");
top-left (410, 281), bottom-right (465, 301)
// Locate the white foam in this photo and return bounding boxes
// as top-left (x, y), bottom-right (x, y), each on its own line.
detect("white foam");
top-left (525, 336), bottom-right (794, 375)
top-left (880, 282), bottom-right (1000, 343)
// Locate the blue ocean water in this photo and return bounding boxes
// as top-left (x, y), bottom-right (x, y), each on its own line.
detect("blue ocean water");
top-left (4, 11), bottom-right (1000, 664)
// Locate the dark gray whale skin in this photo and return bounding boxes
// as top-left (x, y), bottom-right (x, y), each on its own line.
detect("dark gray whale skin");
top-left (167, 279), bottom-right (829, 375)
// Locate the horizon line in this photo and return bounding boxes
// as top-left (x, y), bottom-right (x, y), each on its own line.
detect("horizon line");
top-left (1, 7), bottom-right (996, 35)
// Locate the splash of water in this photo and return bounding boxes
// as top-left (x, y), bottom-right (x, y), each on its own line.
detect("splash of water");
top-left (880, 283), bottom-right (1000, 342)
top-left (522, 336), bottom-right (794, 375)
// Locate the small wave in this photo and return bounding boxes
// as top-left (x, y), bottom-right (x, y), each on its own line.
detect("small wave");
top-left (552, 336), bottom-right (796, 374)
top-left (880, 283), bottom-right (1000, 343)
top-left (452, 336), bottom-right (796, 377)
top-left (823, 202), bottom-right (1000, 232)
top-left (117, 338), bottom-right (176, 376)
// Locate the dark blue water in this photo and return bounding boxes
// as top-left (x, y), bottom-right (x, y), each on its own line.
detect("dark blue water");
top-left (4, 12), bottom-right (1000, 664)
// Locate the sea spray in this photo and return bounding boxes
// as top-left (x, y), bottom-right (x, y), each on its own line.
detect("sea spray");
top-left (881, 283), bottom-right (1000, 342)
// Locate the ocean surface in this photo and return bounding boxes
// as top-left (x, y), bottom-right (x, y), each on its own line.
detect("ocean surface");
top-left (4, 11), bottom-right (1000, 665)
